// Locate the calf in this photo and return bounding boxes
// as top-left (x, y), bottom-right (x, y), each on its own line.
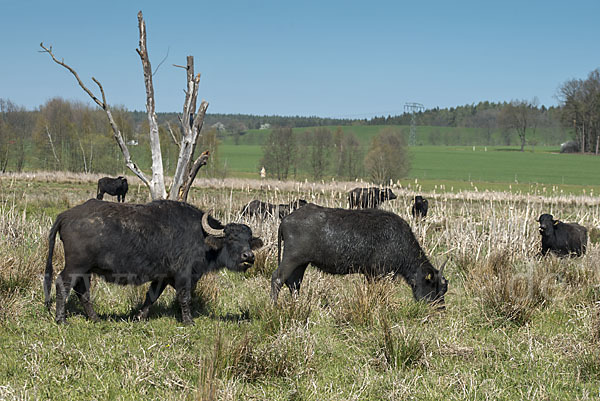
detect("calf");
top-left (97, 176), bottom-right (128, 202)
top-left (411, 195), bottom-right (429, 218)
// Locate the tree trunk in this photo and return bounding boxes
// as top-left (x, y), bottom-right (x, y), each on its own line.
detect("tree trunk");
top-left (167, 55), bottom-right (210, 202)
top-left (136, 11), bottom-right (167, 200)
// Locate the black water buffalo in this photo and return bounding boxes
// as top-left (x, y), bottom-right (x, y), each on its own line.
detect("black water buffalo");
top-left (97, 176), bottom-right (128, 202)
top-left (411, 195), bottom-right (429, 218)
top-left (538, 213), bottom-right (587, 257)
top-left (241, 199), bottom-right (307, 219)
top-left (271, 204), bottom-right (448, 305)
top-left (347, 187), bottom-right (397, 209)
top-left (44, 199), bottom-right (263, 324)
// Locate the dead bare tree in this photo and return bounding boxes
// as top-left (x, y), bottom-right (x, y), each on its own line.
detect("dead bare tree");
top-left (44, 125), bottom-right (61, 166)
top-left (40, 10), bottom-right (210, 201)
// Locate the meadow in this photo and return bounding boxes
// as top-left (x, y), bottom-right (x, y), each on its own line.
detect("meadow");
top-left (211, 124), bottom-right (598, 191)
top-left (1, 173), bottom-right (600, 400)
top-left (217, 142), bottom-right (600, 194)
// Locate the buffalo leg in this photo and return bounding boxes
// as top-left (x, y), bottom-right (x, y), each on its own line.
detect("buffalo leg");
top-left (285, 263), bottom-right (308, 297)
top-left (55, 271), bottom-right (76, 324)
top-left (174, 279), bottom-right (194, 325)
top-left (271, 258), bottom-right (308, 303)
top-left (73, 275), bottom-right (99, 322)
top-left (135, 280), bottom-right (168, 321)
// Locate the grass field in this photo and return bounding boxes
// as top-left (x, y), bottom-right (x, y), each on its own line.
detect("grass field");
top-left (217, 141), bottom-right (600, 194)
top-left (1, 174), bottom-right (600, 400)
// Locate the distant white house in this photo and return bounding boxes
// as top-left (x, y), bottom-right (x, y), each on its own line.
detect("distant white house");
top-left (259, 123), bottom-right (271, 130)
top-left (211, 122), bottom-right (226, 131)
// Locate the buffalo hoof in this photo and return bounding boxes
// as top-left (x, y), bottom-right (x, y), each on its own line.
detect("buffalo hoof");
top-left (134, 310), bottom-right (149, 321)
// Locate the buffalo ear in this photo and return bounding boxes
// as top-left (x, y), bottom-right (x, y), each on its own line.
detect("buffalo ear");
top-left (205, 235), bottom-right (224, 250)
top-left (250, 237), bottom-right (264, 250)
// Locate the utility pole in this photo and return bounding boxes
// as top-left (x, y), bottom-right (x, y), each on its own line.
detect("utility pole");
top-left (404, 102), bottom-right (424, 146)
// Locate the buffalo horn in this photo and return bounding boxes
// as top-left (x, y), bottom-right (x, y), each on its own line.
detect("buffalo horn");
top-left (202, 211), bottom-right (225, 237)
top-left (439, 257), bottom-right (449, 274)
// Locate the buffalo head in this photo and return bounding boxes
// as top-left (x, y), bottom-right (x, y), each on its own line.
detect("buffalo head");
top-left (202, 212), bottom-right (263, 272)
top-left (382, 188), bottom-right (397, 201)
top-left (538, 213), bottom-right (557, 237)
top-left (411, 259), bottom-right (448, 307)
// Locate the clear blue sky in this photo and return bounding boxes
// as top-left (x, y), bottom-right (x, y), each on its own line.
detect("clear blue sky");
top-left (1, 0), bottom-right (599, 118)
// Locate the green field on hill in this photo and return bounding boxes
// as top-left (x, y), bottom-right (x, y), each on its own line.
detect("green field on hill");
top-left (218, 142), bottom-right (600, 192)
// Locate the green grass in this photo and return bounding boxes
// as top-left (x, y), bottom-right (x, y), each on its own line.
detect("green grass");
top-left (409, 146), bottom-right (599, 185)
top-left (218, 141), bottom-right (600, 193)
top-left (219, 145), bottom-right (262, 176)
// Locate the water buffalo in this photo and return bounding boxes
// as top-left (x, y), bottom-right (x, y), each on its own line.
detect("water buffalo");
top-left (411, 195), bottom-right (429, 218)
top-left (241, 199), bottom-right (307, 219)
top-left (271, 204), bottom-right (448, 305)
top-left (347, 187), bottom-right (397, 209)
top-left (97, 176), bottom-right (128, 202)
top-left (538, 213), bottom-right (587, 257)
top-left (44, 199), bottom-right (263, 324)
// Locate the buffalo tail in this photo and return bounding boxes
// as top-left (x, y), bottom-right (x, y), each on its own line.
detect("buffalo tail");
top-left (277, 224), bottom-right (283, 266)
top-left (44, 217), bottom-right (61, 309)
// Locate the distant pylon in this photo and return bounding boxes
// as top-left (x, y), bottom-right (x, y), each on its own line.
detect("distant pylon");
top-left (404, 102), bottom-right (424, 146)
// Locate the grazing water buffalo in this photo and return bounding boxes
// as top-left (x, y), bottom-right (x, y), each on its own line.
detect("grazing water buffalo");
top-left (271, 204), bottom-right (448, 305)
top-left (538, 213), bottom-right (587, 257)
top-left (347, 187), bottom-right (397, 209)
top-left (411, 195), bottom-right (429, 219)
top-left (44, 199), bottom-right (263, 324)
top-left (97, 176), bottom-right (128, 202)
top-left (241, 199), bottom-right (307, 219)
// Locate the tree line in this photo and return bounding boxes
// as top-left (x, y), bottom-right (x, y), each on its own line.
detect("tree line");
top-left (0, 97), bottom-right (221, 177)
top-left (1, 67), bottom-right (599, 179)
top-left (259, 126), bottom-right (409, 185)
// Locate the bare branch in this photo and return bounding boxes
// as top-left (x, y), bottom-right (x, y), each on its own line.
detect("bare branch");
top-left (192, 100), bottom-right (209, 134)
top-left (179, 150), bottom-right (210, 201)
top-left (166, 122), bottom-right (181, 148)
top-left (39, 42), bottom-right (150, 187)
top-left (92, 77), bottom-right (107, 105)
top-left (39, 43), bottom-right (104, 108)
top-left (152, 46), bottom-right (170, 76)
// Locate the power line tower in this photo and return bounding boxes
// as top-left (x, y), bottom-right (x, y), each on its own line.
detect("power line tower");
top-left (404, 102), bottom-right (424, 146)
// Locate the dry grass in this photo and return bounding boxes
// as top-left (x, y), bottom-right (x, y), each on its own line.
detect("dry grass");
top-left (334, 276), bottom-right (399, 327)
